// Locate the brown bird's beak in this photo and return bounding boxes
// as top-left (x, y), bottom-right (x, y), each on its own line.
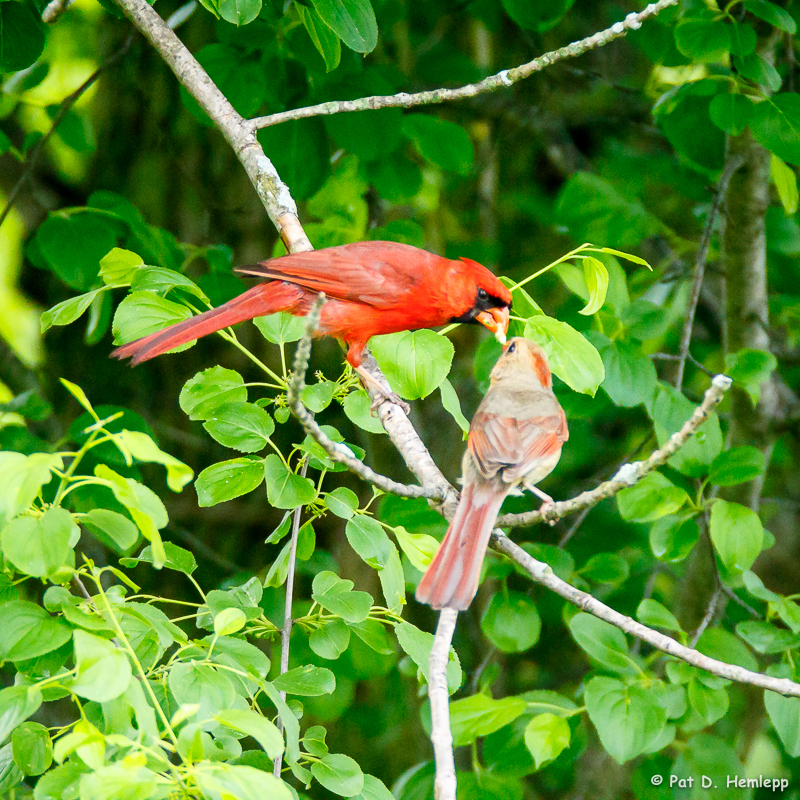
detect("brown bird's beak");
top-left (476, 306), bottom-right (510, 344)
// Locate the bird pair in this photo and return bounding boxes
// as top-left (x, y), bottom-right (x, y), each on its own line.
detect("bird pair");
top-left (113, 241), bottom-right (568, 611)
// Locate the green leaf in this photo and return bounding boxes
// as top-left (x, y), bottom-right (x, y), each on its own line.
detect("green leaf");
top-left (480, 592), bottom-right (541, 653)
top-left (766, 688), bottom-right (800, 756)
top-left (273, 665), bottom-right (336, 696)
top-left (688, 679), bottom-right (729, 726)
top-left (264, 454), bottom-right (317, 509)
top-left (218, 0), bottom-right (261, 25)
top-left (301, 381), bottom-right (336, 413)
top-left (708, 93), bottom-right (752, 136)
top-left (309, 0), bottom-right (377, 54)
top-left (203, 402), bottom-right (275, 453)
top-left (580, 553), bottom-right (630, 584)
top-left (650, 382), bottom-right (722, 475)
top-left (709, 446), bottom-right (766, 486)
top-left (121, 541), bottom-right (197, 575)
top-left (196, 458), bottom-right (265, 507)
top-left (744, 0), bottom-right (796, 33)
top-left (180, 366), bottom-right (247, 421)
top-left (342, 391), bottom-right (386, 434)
top-left (310, 618), bottom-right (351, 660)
top-left (0, 452), bottom-right (62, 529)
top-left (500, 0), bottom-right (575, 32)
top-left (523, 315), bottom-right (604, 396)
top-left (771, 154), bottom-right (799, 215)
top-left (131, 267), bottom-right (209, 303)
top-left (169, 662), bottom-right (237, 730)
top-left (312, 571), bottom-right (372, 623)
top-left (393, 525), bottom-right (439, 572)
top-left (114, 429), bottom-right (193, 491)
top-left (112, 291), bottom-right (193, 346)
top-left (568, 613), bottom-right (634, 675)
top-left (99, 247), bottom-right (144, 286)
top-left (449, 694), bottom-right (527, 747)
top-left (1, 507), bottom-right (78, 579)
top-left (674, 18), bottom-right (732, 62)
top-left (0, 601), bottom-right (72, 662)
top-left (0, 742), bottom-right (23, 795)
top-left (578, 256), bottom-right (608, 315)
top-left (617, 472), bottom-right (690, 523)
top-left (370, 329), bottom-right (454, 400)
top-left (750, 94), bottom-right (800, 165)
top-left (724, 347), bottom-right (778, 404)
top-left (395, 622), bottom-right (462, 693)
top-left (344, 516), bottom-right (392, 569)
top-left (40, 288), bottom-right (105, 333)
top-left (297, 4), bottom-right (341, 71)
top-left (709, 499), bottom-right (764, 573)
top-left (214, 708), bottom-right (283, 758)
top-left (0, 2), bottom-right (45, 72)
top-left (352, 774), bottom-right (395, 800)
top-left (585, 677), bottom-right (666, 764)
top-left (734, 53), bottom-right (782, 91)
top-left (213, 607), bottom-right (246, 636)
top-left (0, 686), bottom-right (42, 746)
top-left (402, 115), bottom-right (474, 175)
top-left (311, 753), bottom-right (365, 797)
top-left (636, 599), bottom-right (682, 633)
top-left (439, 378), bottom-right (469, 432)
top-left (325, 487), bottom-right (359, 519)
top-left (524, 713), bottom-right (570, 769)
top-left (11, 722), bottom-right (51, 777)
top-left (194, 764), bottom-right (293, 800)
top-left (70, 629), bottom-right (132, 702)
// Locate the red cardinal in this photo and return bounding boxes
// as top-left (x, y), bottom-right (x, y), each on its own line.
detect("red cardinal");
top-left (416, 338), bottom-right (568, 610)
top-left (111, 242), bottom-right (511, 388)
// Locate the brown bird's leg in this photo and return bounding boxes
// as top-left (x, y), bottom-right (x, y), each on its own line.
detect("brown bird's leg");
top-left (525, 483), bottom-right (557, 526)
top-left (354, 365), bottom-right (411, 415)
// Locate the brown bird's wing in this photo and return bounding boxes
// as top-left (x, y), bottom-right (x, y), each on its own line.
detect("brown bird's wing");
top-left (467, 409), bottom-right (567, 484)
top-left (235, 242), bottom-right (440, 308)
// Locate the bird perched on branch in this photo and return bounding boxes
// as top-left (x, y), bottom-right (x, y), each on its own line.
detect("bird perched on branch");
top-left (416, 338), bottom-right (568, 610)
top-left (111, 241), bottom-right (511, 394)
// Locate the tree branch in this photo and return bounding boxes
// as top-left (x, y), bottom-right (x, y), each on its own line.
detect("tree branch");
top-left (286, 296), bottom-right (443, 500)
top-left (497, 374), bottom-right (732, 528)
top-left (430, 608), bottom-right (458, 800)
top-left (250, 0), bottom-right (678, 130)
top-left (492, 534), bottom-right (800, 698)
top-left (111, 0), bottom-right (312, 254)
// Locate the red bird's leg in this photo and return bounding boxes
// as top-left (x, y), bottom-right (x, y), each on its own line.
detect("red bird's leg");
top-left (354, 365), bottom-right (411, 415)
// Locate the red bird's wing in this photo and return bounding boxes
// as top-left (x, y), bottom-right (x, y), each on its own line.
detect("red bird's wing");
top-left (236, 242), bottom-right (440, 308)
top-left (468, 410), bottom-right (566, 483)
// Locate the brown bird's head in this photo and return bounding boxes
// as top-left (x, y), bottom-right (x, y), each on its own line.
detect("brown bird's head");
top-left (448, 257), bottom-right (512, 343)
top-left (491, 337), bottom-right (553, 389)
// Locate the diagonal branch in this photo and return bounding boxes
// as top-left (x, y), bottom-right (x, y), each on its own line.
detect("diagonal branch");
top-left (250, 0), bottom-right (678, 130)
top-left (493, 534), bottom-right (800, 698)
top-left (497, 374), bottom-right (732, 528)
top-left (287, 297), bottom-right (444, 500)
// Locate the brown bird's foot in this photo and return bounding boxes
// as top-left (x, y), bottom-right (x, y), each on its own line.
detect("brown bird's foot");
top-left (527, 485), bottom-right (558, 526)
top-left (355, 365), bottom-right (411, 414)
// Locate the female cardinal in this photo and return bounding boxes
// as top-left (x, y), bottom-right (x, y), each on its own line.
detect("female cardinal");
top-left (111, 241), bottom-right (511, 390)
top-left (416, 338), bottom-right (568, 610)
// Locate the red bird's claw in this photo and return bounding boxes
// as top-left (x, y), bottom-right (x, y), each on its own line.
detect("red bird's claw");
top-left (370, 392), bottom-right (410, 415)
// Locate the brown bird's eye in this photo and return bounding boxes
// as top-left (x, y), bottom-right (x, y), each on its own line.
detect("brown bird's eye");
top-left (506, 342), bottom-right (516, 353)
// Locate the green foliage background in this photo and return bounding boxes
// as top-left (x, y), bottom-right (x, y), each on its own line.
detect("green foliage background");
top-left (2, 0), bottom-right (800, 798)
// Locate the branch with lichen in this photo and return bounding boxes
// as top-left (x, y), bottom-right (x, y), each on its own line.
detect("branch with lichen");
top-left (249, 0), bottom-right (677, 131)
top-left (496, 374), bottom-right (733, 529)
top-left (287, 295), bottom-right (444, 500)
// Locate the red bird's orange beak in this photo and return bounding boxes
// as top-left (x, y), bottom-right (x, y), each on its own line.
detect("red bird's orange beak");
top-left (476, 306), bottom-right (510, 344)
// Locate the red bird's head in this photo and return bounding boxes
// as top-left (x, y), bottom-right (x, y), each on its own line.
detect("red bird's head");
top-left (449, 257), bottom-right (512, 342)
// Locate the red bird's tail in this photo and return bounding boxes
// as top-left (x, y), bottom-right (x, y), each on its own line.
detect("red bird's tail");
top-left (415, 482), bottom-right (506, 611)
top-left (111, 282), bottom-right (304, 365)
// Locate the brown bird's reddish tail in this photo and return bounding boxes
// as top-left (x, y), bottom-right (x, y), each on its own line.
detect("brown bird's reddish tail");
top-left (111, 283), bottom-right (304, 365)
top-left (415, 483), bottom-right (507, 611)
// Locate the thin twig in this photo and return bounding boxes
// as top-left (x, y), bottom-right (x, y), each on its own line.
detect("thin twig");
top-left (491, 535), bottom-right (800, 698)
top-left (0, 33), bottom-right (134, 232)
top-left (286, 296), bottom-right (443, 500)
top-left (675, 155), bottom-right (745, 390)
top-left (249, 0), bottom-right (678, 131)
top-left (273, 456), bottom-right (308, 779)
top-left (689, 588), bottom-right (721, 648)
top-left (497, 374), bottom-right (733, 528)
top-left (430, 608), bottom-right (458, 800)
